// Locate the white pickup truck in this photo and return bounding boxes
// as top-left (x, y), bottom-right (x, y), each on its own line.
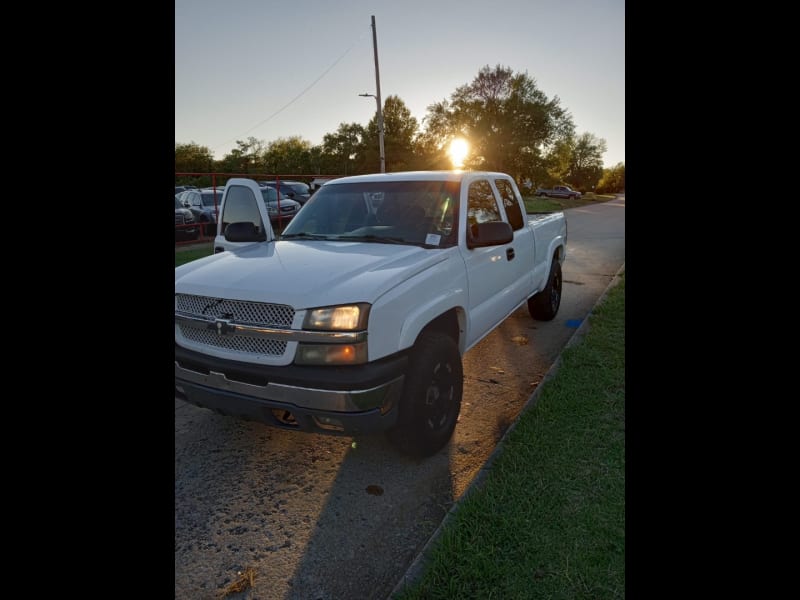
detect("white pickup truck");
top-left (175, 171), bottom-right (567, 457)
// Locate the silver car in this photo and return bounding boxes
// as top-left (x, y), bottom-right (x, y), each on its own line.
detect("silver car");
top-left (260, 185), bottom-right (301, 223)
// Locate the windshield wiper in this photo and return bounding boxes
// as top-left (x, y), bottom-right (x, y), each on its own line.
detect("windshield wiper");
top-left (335, 234), bottom-right (410, 244)
top-left (280, 232), bottom-right (331, 240)
top-left (334, 234), bottom-right (438, 249)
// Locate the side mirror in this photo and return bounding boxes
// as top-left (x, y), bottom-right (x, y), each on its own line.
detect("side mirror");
top-left (224, 221), bottom-right (266, 243)
top-left (466, 221), bottom-right (513, 249)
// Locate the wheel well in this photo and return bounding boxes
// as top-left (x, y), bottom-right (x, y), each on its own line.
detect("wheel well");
top-left (418, 309), bottom-right (462, 347)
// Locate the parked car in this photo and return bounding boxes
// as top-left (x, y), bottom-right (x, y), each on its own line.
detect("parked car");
top-left (259, 185), bottom-right (301, 223)
top-left (175, 197), bottom-right (199, 241)
top-left (534, 185), bottom-right (582, 200)
top-left (310, 177), bottom-right (337, 192)
top-left (177, 188), bottom-right (223, 236)
top-left (261, 180), bottom-right (312, 205)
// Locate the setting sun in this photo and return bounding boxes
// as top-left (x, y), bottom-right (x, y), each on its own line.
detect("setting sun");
top-left (448, 138), bottom-right (469, 169)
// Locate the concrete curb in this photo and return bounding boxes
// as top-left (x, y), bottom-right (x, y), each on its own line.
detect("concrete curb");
top-left (388, 263), bottom-right (626, 599)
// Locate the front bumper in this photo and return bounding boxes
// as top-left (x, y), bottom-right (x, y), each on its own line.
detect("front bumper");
top-left (174, 344), bottom-right (407, 435)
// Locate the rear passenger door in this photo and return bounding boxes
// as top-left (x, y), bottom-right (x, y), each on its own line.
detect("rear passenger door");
top-left (213, 178), bottom-right (274, 253)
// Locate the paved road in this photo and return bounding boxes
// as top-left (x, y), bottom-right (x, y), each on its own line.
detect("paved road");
top-left (175, 197), bottom-right (625, 599)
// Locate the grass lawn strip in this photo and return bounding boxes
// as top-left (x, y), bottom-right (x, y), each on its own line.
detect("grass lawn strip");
top-left (395, 273), bottom-right (625, 600)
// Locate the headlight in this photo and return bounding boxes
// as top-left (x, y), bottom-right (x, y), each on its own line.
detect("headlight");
top-left (303, 304), bottom-right (370, 331)
top-left (295, 304), bottom-right (370, 365)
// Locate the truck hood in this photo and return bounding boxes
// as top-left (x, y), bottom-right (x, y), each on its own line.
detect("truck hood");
top-left (175, 241), bottom-right (448, 308)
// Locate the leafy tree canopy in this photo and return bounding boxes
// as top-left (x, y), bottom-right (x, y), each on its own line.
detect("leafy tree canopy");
top-left (423, 64), bottom-right (575, 180)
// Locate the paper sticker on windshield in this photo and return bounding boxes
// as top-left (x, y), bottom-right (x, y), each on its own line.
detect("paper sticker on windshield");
top-left (425, 233), bottom-right (441, 246)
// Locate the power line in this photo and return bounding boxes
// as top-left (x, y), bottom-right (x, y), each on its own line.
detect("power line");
top-left (214, 26), bottom-right (370, 155)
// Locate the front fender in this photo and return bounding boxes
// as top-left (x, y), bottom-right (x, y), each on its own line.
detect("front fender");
top-left (398, 295), bottom-right (466, 354)
top-left (367, 251), bottom-right (468, 360)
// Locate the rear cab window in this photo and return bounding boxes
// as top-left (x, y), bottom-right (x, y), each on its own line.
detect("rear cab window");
top-left (493, 178), bottom-right (524, 230)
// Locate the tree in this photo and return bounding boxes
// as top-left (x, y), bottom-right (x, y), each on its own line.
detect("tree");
top-left (217, 137), bottom-right (266, 174)
top-left (321, 123), bottom-right (366, 175)
top-left (411, 129), bottom-right (455, 170)
top-left (545, 132), bottom-right (607, 191)
top-left (361, 95), bottom-right (419, 173)
top-left (263, 136), bottom-right (314, 175)
top-left (423, 65), bottom-right (574, 180)
top-left (568, 133), bottom-right (607, 191)
top-left (596, 162), bottom-right (625, 194)
top-left (175, 142), bottom-right (215, 179)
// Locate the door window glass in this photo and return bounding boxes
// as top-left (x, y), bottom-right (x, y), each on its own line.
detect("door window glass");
top-left (466, 179), bottom-right (501, 227)
top-left (221, 185), bottom-right (266, 235)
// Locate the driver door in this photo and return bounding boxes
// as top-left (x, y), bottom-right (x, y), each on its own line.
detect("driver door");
top-left (213, 178), bottom-right (275, 253)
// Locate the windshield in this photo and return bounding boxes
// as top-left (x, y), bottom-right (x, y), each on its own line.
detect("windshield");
top-left (174, 197), bottom-right (182, 209)
top-left (280, 180), bottom-right (460, 248)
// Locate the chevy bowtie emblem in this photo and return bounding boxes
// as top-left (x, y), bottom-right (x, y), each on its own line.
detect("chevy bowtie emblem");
top-left (210, 318), bottom-right (235, 336)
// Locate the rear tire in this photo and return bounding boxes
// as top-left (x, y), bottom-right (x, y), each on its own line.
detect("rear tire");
top-left (528, 258), bottom-right (562, 321)
top-left (386, 332), bottom-right (463, 458)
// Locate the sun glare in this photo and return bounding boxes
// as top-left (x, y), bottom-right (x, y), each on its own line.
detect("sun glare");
top-left (448, 138), bottom-right (468, 169)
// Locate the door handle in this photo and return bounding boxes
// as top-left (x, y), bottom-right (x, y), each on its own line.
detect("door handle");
top-left (506, 247), bottom-right (515, 261)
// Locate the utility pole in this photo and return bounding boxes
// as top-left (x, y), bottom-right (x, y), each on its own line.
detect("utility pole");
top-left (359, 16), bottom-right (386, 173)
top-left (371, 15), bottom-right (385, 173)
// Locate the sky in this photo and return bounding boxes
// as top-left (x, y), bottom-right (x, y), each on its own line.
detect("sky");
top-left (175, 0), bottom-right (624, 168)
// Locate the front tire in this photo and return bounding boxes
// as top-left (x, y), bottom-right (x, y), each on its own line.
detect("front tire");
top-left (386, 332), bottom-right (463, 458)
top-left (528, 258), bottom-right (562, 321)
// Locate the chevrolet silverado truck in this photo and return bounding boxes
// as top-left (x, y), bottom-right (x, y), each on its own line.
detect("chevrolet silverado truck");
top-left (535, 184), bottom-right (581, 200)
top-left (175, 171), bottom-right (567, 457)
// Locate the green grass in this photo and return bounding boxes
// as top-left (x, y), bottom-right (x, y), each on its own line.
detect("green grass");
top-left (395, 274), bottom-right (625, 600)
top-left (524, 196), bottom-right (565, 212)
top-left (523, 193), bottom-right (616, 213)
top-left (175, 245), bottom-right (213, 267)
top-left (175, 222), bottom-right (295, 267)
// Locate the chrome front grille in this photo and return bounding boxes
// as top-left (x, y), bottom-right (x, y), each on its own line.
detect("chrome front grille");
top-left (176, 294), bottom-right (294, 327)
top-left (179, 324), bottom-right (287, 356)
top-left (175, 294), bottom-right (295, 359)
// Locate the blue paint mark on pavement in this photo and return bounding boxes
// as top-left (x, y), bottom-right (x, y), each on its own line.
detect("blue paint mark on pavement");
top-left (565, 319), bottom-right (583, 328)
